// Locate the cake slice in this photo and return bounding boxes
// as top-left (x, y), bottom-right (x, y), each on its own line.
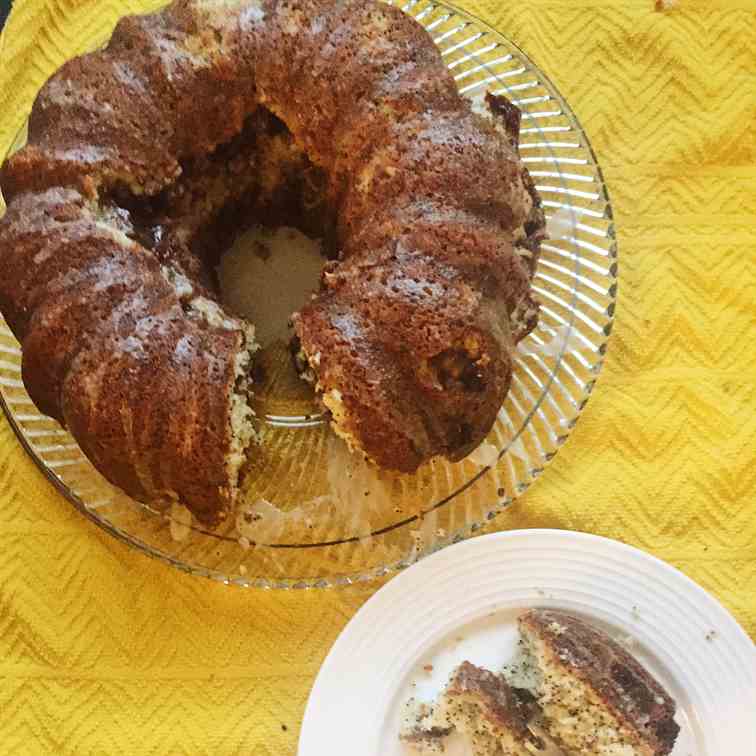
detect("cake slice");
top-left (518, 610), bottom-right (680, 756)
top-left (400, 661), bottom-right (543, 755)
top-left (400, 611), bottom-right (680, 756)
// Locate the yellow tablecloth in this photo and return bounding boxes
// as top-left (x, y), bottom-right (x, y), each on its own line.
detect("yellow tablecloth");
top-left (0, 0), bottom-right (754, 752)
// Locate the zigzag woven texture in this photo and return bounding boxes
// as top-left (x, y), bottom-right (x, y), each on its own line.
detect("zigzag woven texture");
top-left (0, 0), bottom-right (755, 753)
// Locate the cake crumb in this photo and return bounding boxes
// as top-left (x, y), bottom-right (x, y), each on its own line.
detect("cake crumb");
top-left (423, 664), bottom-right (434, 673)
top-left (169, 502), bottom-right (192, 542)
top-left (252, 239), bottom-right (271, 261)
top-left (654, 0), bottom-right (678, 10)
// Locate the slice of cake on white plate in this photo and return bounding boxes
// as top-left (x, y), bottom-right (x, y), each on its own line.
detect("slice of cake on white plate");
top-left (400, 661), bottom-right (544, 755)
top-left (400, 610), bottom-right (680, 756)
top-left (518, 610), bottom-right (679, 756)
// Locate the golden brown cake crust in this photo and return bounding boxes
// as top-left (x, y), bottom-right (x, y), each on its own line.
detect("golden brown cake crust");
top-left (0, 187), bottom-right (247, 525)
top-left (520, 610), bottom-right (680, 756)
top-left (288, 3), bottom-right (545, 470)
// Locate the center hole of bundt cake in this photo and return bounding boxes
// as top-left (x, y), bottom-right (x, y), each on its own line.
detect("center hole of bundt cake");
top-left (218, 227), bottom-right (323, 349)
top-left (103, 107), bottom-right (332, 416)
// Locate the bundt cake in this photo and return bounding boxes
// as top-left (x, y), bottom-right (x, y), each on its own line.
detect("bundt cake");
top-left (0, 0), bottom-right (545, 526)
top-left (401, 610), bottom-right (680, 755)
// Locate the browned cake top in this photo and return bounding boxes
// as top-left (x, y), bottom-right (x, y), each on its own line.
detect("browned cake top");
top-left (520, 610), bottom-right (680, 756)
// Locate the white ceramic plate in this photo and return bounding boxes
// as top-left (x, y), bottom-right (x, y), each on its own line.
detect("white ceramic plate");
top-left (299, 530), bottom-right (756, 755)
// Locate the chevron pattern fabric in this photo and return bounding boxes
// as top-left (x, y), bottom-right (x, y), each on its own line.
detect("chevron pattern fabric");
top-left (0, 0), bottom-right (754, 752)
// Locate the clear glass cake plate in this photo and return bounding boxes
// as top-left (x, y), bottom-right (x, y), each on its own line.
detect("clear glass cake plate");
top-left (0, 0), bottom-right (617, 588)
